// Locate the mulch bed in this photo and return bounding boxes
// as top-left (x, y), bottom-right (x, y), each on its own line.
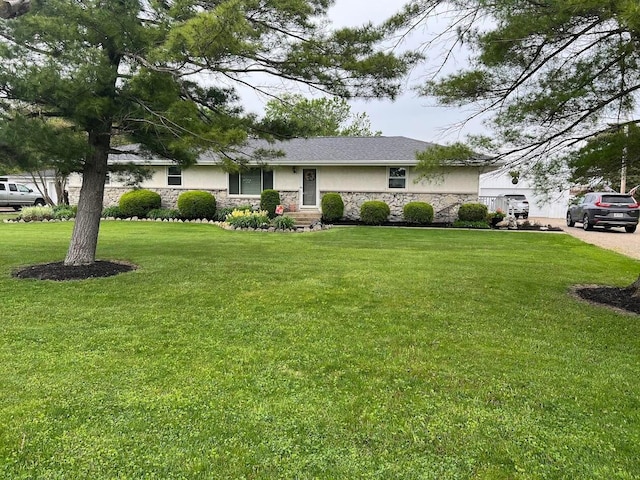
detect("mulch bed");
top-left (12, 260), bottom-right (137, 281)
top-left (572, 285), bottom-right (640, 315)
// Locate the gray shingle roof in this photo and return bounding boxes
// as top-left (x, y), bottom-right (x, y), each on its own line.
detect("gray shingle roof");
top-left (110, 136), bottom-right (495, 167)
top-left (228, 136), bottom-right (438, 164)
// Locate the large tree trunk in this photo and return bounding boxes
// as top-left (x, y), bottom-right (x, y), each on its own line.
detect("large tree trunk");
top-left (64, 136), bottom-right (109, 266)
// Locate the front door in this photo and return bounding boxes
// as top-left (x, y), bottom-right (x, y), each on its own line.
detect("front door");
top-left (302, 168), bottom-right (317, 207)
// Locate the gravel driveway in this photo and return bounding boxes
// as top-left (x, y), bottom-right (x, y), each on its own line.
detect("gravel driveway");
top-left (532, 217), bottom-right (640, 261)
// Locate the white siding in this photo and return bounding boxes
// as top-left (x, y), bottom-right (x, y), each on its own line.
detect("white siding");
top-left (480, 171), bottom-right (569, 218)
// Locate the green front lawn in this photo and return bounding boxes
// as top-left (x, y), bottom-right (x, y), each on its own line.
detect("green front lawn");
top-left (0, 222), bottom-right (639, 479)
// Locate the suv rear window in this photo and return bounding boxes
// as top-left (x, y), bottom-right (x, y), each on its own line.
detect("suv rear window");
top-left (505, 195), bottom-right (526, 200)
top-left (601, 195), bottom-right (635, 204)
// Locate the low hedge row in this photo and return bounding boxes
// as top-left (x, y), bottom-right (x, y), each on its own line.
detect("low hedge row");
top-left (110, 190), bottom-right (492, 227)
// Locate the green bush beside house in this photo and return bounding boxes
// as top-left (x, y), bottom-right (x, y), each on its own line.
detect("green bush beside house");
top-left (360, 201), bottom-right (390, 225)
top-left (119, 189), bottom-right (162, 218)
top-left (321, 193), bottom-right (344, 223)
top-left (177, 191), bottom-right (216, 220)
top-left (403, 202), bottom-right (434, 224)
top-left (260, 189), bottom-right (281, 219)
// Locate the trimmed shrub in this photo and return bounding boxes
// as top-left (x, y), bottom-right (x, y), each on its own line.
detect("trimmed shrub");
top-left (360, 200), bottom-right (390, 225)
top-left (403, 201), bottom-right (434, 224)
top-left (260, 189), bottom-right (281, 219)
top-left (271, 215), bottom-right (295, 230)
top-left (102, 205), bottom-right (125, 218)
top-left (457, 202), bottom-right (488, 222)
top-left (321, 193), bottom-right (344, 222)
top-left (119, 189), bottom-right (161, 218)
top-left (177, 190), bottom-right (216, 220)
top-left (147, 208), bottom-right (180, 220)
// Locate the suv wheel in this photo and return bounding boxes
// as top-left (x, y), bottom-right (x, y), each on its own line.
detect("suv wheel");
top-left (566, 212), bottom-right (575, 227)
top-left (625, 225), bottom-right (637, 233)
top-left (34, 199), bottom-right (45, 206)
top-left (582, 214), bottom-right (593, 231)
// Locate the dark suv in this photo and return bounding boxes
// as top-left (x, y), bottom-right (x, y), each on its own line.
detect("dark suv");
top-left (566, 192), bottom-right (639, 233)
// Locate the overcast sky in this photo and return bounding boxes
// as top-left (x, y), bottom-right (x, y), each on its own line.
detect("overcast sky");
top-left (239, 0), bottom-right (486, 144)
top-left (328, 0), bottom-right (481, 143)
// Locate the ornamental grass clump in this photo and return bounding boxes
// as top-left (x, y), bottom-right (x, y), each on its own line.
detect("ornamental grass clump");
top-left (19, 206), bottom-right (55, 222)
top-left (225, 209), bottom-right (270, 229)
top-left (102, 205), bottom-right (125, 219)
top-left (271, 215), bottom-right (295, 230)
top-left (147, 208), bottom-right (181, 220)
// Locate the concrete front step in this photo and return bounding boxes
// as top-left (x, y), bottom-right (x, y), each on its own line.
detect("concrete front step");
top-left (286, 210), bottom-right (322, 226)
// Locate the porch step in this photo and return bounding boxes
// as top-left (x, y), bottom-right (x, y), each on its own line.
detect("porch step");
top-left (285, 210), bottom-right (322, 226)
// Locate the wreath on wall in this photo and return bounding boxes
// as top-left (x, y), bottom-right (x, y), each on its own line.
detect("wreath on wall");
top-left (305, 171), bottom-right (316, 182)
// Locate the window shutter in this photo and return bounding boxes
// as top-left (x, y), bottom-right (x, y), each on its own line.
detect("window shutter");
top-left (229, 173), bottom-right (239, 194)
top-left (262, 170), bottom-right (273, 190)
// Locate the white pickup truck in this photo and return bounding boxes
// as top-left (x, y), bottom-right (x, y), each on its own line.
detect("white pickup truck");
top-left (0, 178), bottom-right (46, 209)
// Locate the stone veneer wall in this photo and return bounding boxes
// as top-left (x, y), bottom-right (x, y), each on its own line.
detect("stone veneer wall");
top-left (332, 191), bottom-right (477, 222)
top-left (68, 186), bottom-right (475, 221)
top-left (68, 187), bottom-right (301, 212)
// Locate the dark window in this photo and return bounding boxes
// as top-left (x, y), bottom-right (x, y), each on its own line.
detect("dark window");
top-left (9, 184), bottom-right (17, 192)
top-left (168, 166), bottom-right (182, 186)
top-left (0, 184), bottom-right (5, 191)
top-left (263, 170), bottom-right (273, 190)
top-left (388, 167), bottom-right (407, 189)
top-left (229, 169), bottom-right (274, 195)
top-left (602, 195), bottom-right (634, 204)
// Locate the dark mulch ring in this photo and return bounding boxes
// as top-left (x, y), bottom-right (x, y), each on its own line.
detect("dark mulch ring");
top-left (12, 260), bottom-right (137, 281)
top-left (572, 285), bottom-right (640, 315)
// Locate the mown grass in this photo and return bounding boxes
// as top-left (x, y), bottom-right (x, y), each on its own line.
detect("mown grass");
top-left (0, 221), bottom-right (639, 479)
